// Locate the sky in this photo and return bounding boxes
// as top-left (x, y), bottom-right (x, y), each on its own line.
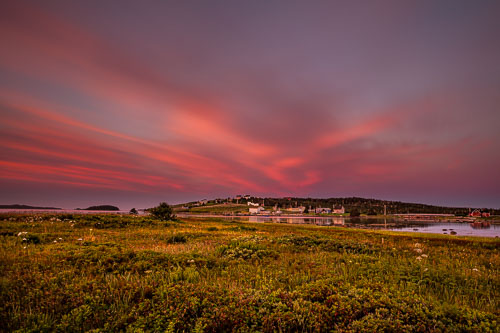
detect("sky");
top-left (1, 0), bottom-right (500, 210)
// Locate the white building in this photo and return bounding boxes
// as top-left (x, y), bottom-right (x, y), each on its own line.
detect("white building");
top-left (333, 205), bottom-right (345, 214)
top-left (247, 202), bottom-right (260, 206)
top-left (288, 206), bottom-right (306, 213)
top-left (249, 206), bottom-right (265, 214)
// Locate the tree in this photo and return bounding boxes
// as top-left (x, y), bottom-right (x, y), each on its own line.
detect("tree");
top-left (129, 208), bottom-right (138, 215)
top-left (350, 209), bottom-right (360, 217)
top-left (149, 202), bottom-right (174, 221)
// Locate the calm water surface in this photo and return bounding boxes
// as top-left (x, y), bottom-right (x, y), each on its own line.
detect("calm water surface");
top-left (2, 210), bottom-right (499, 238)
top-left (0, 209), bottom-right (130, 214)
top-left (225, 216), bottom-right (500, 238)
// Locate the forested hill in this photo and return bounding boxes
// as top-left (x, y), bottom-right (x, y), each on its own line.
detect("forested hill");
top-left (265, 197), bottom-right (498, 215)
top-left (183, 197), bottom-right (498, 215)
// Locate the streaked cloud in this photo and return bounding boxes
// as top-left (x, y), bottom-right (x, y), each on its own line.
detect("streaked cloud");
top-left (1, 0), bottom-right (499, 208)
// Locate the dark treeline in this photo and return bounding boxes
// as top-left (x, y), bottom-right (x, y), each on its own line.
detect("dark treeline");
top-left (77, 205), bottom-right (120, 211)
top-left (241, 197), bottom-right (498, 216)
top-left (0, 204), bottom-right (61, 210)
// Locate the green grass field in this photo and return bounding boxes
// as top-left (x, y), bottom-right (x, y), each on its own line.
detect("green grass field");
top-left (0, 214), bottom-right (498, 332)
top-left (188, 204), bottom-right (249, 214)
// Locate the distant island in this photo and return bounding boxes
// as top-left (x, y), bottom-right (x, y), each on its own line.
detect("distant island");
top-left (0, 204), bottom-right (61, 210)
top-left (77, 205), bottom-right (120, 211)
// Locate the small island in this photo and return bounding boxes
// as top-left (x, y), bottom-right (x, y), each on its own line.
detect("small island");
top-left (0, 204), bottom-right (61, 210)
top-left (77, 205), bottom-right (120, 211)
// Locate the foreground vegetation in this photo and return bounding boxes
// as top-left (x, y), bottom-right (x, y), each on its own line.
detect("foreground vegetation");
top-left (0, 214), bottom-right (498, 332)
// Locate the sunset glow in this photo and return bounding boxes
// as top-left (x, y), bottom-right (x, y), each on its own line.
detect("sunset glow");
top-left (1, 1), bottom-right (499, 209)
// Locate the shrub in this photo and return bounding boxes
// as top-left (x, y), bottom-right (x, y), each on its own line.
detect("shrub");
top-left (149, 202), bottom-right (174, 221)
top-left (24, 234), bottom-right (41, 244)
top-left (229, 225), bottom-right (257, 232)
top-left (350, 209), bottom-right (361, 217)
top-left (166, 234), bottom-right (188, 244)
top-left (217, 238), bottom-right (277, 261)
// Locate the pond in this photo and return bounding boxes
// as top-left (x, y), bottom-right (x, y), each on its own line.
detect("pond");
top-left (205, 215), bottom-right (500, 238)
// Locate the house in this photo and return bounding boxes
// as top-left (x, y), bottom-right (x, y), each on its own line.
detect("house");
top-left (288, 206), bottom-right (305, 213)
top-left (333, 205), bottom-right (345, 214)
top-left (470, 209), bottom-right (482, 217)
top-left (482, 212), bottom-right (491, 217)
top-left (315, 207), bottom-right (332, 214)
top-left (198, 199), bottom-right (208, 205)
top-left (249, 206), bottom-right (265, 214)
top-left (235, 195), bottom-right (242, 200)
top-left (247, 202), bottom-right (259, 207)
top-left (244, 195), bottom-right (251, 199)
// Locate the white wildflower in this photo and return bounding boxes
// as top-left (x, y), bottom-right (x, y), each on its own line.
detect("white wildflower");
top-left (416, 256), bottom-right (422, 261)
top-left (77, 238), bottom-right (83, 241)
top-left (22, 238), bottom-right (27, 241)
top-left (472, 268), bottom-right (479, 272)
top-left (414, 243), bottom-right (421, 248)
top-left (414, 248), bottom-right (423, 253)
top-left (421, 254), bottom-right (428, 258)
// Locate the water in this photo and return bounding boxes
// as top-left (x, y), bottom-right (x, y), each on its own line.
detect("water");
top-left (0, 209), bottom-right (130, 214)
top-left (194, 215), bottom-right (500, 238)
top-left (2, 210), bottom-right (498, 237)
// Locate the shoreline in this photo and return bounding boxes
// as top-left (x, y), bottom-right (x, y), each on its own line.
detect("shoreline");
top-left (177, 213), bottom-right (500, 223)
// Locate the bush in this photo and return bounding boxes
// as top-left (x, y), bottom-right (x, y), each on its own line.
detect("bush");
top-left (149, 202), bottom-right (174, 221)
top-left (166, 234), bottom-right (188, 244)
top-left (350, 209), bottom-right (360, 217)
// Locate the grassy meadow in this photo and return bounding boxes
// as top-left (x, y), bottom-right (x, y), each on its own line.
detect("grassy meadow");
top-left (0, 214), bottom-right (498, 332)
top-left (185, 204), bottom-right (249, 214)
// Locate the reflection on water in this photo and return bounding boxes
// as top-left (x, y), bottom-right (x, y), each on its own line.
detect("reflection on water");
top-left (2, 209), bottom-right (498, 238)
top-left (231, 216), bottom-right (500, 238)
top-left (247, 216), bottom-right (346, 225)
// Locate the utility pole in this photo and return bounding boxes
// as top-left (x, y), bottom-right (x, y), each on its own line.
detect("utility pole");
top-left (384, 204), bottom-right (387, 216)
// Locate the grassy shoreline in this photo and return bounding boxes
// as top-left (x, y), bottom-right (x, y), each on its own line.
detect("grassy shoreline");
top-left (1, 214), bottom-right (498, 331)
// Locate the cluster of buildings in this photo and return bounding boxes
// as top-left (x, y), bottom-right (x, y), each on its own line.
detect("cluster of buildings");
top-left (469, 209), bottom-right (490, 217)
top-left (249, 203), bottom-right (345, 215)
top-left (314, 205), bottom-right (345, 214)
